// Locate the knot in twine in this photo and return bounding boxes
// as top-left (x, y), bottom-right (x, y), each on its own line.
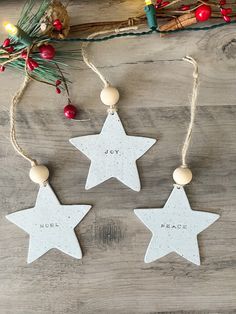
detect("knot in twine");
top-left (107, 105), bottom-right (118, 115)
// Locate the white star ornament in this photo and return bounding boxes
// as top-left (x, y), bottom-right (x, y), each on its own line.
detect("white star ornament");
top-left (70, 112), bottom-right (156, 191)
top-left (134, 185), bottom-right (219, 266)
top-left (6, 184), bottom-right (91, 263)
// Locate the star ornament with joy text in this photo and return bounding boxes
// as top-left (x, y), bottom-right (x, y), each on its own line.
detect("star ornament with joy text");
top-left (70, 112), bottom-right (157, 191)
top-left (6, 184), bottom-right (91, 263)
top-left (134, 185), bottom-right (220, 265)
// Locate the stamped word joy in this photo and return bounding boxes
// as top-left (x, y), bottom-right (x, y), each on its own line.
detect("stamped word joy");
top-left (104, 150), bottom-right (120, 155)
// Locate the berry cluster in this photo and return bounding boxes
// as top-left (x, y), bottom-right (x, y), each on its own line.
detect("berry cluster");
top-left (154, 0), bottom-right (233, 23)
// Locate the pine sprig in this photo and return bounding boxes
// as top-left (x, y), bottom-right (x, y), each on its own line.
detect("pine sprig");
top-left (0, 0), bottom-right (80, 89)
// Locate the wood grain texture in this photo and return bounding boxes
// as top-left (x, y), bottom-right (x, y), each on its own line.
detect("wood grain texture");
top-left (0, 1), bottom-right (236, 313)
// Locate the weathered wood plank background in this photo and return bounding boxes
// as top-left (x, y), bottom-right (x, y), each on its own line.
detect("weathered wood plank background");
top-left (0, 1), bottom-right (236, 313)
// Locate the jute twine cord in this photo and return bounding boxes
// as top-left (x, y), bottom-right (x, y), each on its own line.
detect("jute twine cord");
top-left (181, 56), bottom-right (199, 168)
top-left (81, 26), bottom-right (138, 113)
top-left (82, 31), bottom-right (110, 88)
top-left (9, 38), bottom-right (93, 166)
top-left (8, 42), bottom-right (61, 167)
top-left (10, 75), bottom-right (37, 166)
top-left (9, 46), bottom-right (37, 167)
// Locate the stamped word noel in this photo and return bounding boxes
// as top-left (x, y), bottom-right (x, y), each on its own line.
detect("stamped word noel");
top-left (39, 222), bottom-right (60, 229)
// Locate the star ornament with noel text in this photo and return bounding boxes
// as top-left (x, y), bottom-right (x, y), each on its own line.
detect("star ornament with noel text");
top-left (70, 112), bottom-right (157, 191)
top-left (134, 185), bottom-right (219, 265)
top-left (6, 184), bottom-right (91, 263)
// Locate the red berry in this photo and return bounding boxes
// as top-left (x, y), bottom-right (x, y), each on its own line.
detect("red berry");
top-left (6, 46), bottom-right (14, 53)
top-left (220, 8), bottom-right (227, 15)
top-left (180, 4), bottom-right (190, 11)
top-left (26, 60), bottom-right (34, 71)
top-left (160, 1), bottom-right (169, 7)
top-left (195, 5), bottom-right (212, 22)
top-left (64, 104), bottom-right (77, 119)
top-left (53, 19), bottom-right (63, 31)
top-left (219, 0), bottom-right (226, 5)
top-left (221, 7), bottom-right (232, 15)
top-left (53, 19), bottom-right (61, 25)
top-left (155, 0), bottom-right (162, 8)
top-left (27, 58), bottom-right (39, 71)
top-left (30, 59), bottom-right (39, 69)
top-left (56, 87), bottom-right (61, 94)
top-left (2, 38), bottom-right (10, 48)
top-left (0, 66), bottom-right (5, 72)
top-left (54, 24), bottom-right (63, 31)
top-left (21, 50), bottom-right (28, 59)
top-left (56, 79), bottom-right (61, 86)
top-left (39, 44), bottom-right (55, 60)
top-left (223, 15), bottom-right (231, 22)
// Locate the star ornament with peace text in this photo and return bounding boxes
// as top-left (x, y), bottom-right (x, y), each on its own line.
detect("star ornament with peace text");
top-left (6, 184), bottom-right (91, 263)
top-left (70, 112), bottom-right (157, 191)
top-left (134, 185), bottom-right (220, 265)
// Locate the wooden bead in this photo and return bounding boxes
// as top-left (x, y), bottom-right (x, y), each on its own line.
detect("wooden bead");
top-left (100, 86), bottom-right (120, 106)
top-left (173, 166), bottom-right (192, 186)
top-left (29, 165), bottom-right (49, 184)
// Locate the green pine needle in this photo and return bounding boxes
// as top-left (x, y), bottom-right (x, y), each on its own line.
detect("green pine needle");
top-left (18, 0), bottom-right (51, 36)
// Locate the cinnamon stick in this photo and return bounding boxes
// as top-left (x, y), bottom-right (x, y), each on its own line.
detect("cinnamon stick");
top-left (159, 13), bottom-right (197, 36)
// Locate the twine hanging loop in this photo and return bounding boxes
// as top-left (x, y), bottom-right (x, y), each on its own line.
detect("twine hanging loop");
top-left (173, 56), bottom-right (199, 186)
top-left (81, 26), bottom-right (138, 114)
top-left (181, 56), bottom-right (199, 168)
